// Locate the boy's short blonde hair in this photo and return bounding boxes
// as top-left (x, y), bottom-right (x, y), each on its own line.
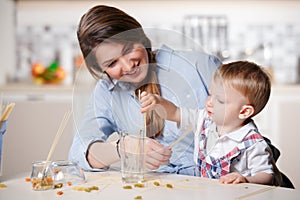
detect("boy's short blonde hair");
top-left (214, 61), bottom-right (271, 117)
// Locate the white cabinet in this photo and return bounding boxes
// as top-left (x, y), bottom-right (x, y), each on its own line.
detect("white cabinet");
top-left (1, 85), bottom-right (74, 179)
top-left (253, 85), bottom-right (300, 189)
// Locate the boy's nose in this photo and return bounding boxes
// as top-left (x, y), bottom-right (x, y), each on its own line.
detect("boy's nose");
top-left (206, 96), bottom-right (213, 107)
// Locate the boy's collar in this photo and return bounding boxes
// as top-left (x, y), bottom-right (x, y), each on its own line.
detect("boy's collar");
top-left (221, 120), bottom-right (257, 142)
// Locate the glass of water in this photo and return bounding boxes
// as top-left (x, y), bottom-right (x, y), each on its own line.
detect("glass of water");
top-left (119, 130), bottom-right (146, 184)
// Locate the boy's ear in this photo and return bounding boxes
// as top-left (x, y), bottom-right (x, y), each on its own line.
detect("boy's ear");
top-left (239, 105), bottom-right (254, 119)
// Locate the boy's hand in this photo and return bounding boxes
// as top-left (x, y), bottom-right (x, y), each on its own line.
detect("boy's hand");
top-left (140, 91), bottom-right (167, 118)
top-left (140, 91), bottom-right (181, 123)
top-left (219, 172), bottom-right (247, 184)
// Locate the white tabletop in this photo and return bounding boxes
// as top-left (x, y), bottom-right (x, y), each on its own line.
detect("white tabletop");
top-left (0, 170), bottom-right (299, 200)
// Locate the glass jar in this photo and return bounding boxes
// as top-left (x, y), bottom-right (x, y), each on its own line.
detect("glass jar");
top-left (30, 161), bottom-right (54, 191)
top-left (51, 160), bottom-right (85, 185)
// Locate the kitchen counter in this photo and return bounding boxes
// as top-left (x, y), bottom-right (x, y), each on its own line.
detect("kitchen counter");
top-left (2, 82), bottom-right (300, 92)
top-left (0, 83), bottom-right (74, 102)
top-left (1, 170), bottom-right (299, 200)
top-left (0, 83), bottom-right (73, 93)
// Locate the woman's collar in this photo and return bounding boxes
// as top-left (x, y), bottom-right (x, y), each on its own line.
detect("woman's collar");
top-left (155, 44), bottom-right (173, 71)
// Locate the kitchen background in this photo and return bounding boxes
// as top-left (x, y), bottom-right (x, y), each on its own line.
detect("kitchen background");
top-left (1, 0), bottom-right (300, 188)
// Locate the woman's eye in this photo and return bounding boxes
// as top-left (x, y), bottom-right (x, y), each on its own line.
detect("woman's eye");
top-left (123, 47), bottom-right (133, 55)
top-left (122, 43), bottom-right (134, 55)
top-left (107, 60), bottom-right (117, 68)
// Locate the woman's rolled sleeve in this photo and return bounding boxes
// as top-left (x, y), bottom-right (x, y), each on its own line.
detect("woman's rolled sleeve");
top-left (69, 135), bottom-right (107, 171)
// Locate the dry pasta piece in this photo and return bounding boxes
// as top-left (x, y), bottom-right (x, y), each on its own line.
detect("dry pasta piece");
top-left (134, 195), bottom-right (142, 200)
top-left (0, 184), bottom-right (7, 188)
top-left (56, 191), bottom-right (63, 195)
top-left (90, 186), bottom-right (99, 190)
top-left (72, 186), bottom-right (78, 190)
top-left (166, 183), bottom-right (173, 188)
top-left (134, 183), bottom-right (145, 188)
top-left (54, 183), bottom-right (63, 189)
top-left (153, 181), bottom-right (160, 186)
top-left (123, 185), bottom-right (133, 189)
top-left (31, 177), bottom-right (54, 190)
top-left (72, 185), bottom-right (99, 192)
top-left (25, 177), bottom-right (31, 182)
top-left (72, 186), bottom-right (84, 191)
top-left (45, 177), bottom-right (53, 182)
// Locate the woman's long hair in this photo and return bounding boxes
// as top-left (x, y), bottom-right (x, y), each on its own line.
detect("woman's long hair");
top-left (77, 5), bottom-right (164, 138)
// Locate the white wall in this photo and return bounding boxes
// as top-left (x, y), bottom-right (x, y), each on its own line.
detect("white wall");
top-left (11, 0), bottom-right (300, 85)
top-left (15, 0), bottom-right (300, 27)
top-left (0, 0), bottom-right (16, 85)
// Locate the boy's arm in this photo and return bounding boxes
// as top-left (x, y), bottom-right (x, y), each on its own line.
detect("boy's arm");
top-left (219, 172), bottom-right (273, 185)
top-left (140, 91), bottom-right (180, 123)
top-left (220, 141), bottom-right (275, 185)
top-left (158, 95), bottom-right (180, 123)
top-left (245, 172), bottom-right (273, 184)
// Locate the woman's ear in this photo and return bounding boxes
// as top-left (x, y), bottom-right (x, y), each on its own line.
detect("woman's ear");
top-left (239, 105), bottom-right (254, 119)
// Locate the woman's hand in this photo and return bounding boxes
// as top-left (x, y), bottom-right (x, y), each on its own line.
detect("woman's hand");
top-left (219, 172), bottom-right (247, 184)
top-left (145, 138), bottom-right (172, 170)
top-left (123, 135), bottom-right (172, 170)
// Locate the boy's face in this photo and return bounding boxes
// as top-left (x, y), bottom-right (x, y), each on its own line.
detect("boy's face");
top-left (206, 77), bottom-right (250, 133)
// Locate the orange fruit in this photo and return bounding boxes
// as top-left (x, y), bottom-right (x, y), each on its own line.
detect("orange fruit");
top-left (31, 62), bottom-right (45, 76)
top-left (55, 67), bottom-right (66, 80)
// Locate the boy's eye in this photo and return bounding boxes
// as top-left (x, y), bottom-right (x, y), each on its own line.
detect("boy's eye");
top-left (217, 99), bottom-right (224, 104)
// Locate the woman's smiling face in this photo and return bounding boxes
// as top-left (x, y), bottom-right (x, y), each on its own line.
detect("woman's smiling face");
top-left (95, 42), bottom-right (149, 84)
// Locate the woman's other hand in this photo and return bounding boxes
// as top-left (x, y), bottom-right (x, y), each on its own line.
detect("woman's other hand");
top-left (145, 138), bottom-right (171, 170)
top-left (123, 135), bottom-right (172, 170)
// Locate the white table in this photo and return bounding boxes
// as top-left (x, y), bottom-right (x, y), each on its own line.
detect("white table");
top-left (0, 170), bottom-right (299, 200)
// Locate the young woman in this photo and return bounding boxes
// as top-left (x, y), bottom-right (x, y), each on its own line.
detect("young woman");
top-left (69, 5), bottom-right (222, 175)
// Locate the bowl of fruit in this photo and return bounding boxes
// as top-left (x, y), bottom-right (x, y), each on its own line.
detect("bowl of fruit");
top-left (31, 61), bottom-right (66, 85)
